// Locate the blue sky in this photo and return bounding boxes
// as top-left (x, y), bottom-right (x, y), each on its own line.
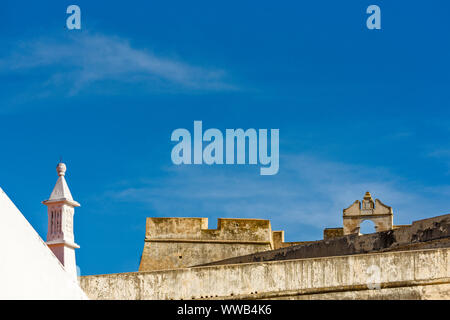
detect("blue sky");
top-left (1, 1), bottom-right (449, 275)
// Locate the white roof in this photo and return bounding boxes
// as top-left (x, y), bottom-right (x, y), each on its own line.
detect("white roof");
top-left (0, 187), bottom-right (87, 299)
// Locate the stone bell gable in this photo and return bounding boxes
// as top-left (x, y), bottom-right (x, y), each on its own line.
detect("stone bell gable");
top-left (342, 191), bottom-right (393, 235)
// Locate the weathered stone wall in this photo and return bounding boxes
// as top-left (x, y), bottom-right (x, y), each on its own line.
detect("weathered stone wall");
top-left (202, 214), bottom-right (450, 267)
top-left (323, 228), bottom-right (344, 240)
top-left (139, 242), bottom-right (272, 272)
top-left (271, 283), bottom-right (450, 300)
top-left (80, 248), bottom-right (450, 300)
top-left (324, 225), bottom-right (410, 240)
top-left (139, 218), bottom-right (277, 271)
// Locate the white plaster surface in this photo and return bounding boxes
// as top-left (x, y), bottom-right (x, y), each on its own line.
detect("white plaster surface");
top-left (0, 187), bottom-right (87, 299)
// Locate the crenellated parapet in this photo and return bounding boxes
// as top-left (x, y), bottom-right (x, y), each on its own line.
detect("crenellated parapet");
top-left (139, 217), bottom-right (298, 272)
top-left (145, 217), bottom-right (273, 244)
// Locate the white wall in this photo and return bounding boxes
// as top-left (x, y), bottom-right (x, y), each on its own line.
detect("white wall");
top-left (0, 187), bottom-right (87, 299)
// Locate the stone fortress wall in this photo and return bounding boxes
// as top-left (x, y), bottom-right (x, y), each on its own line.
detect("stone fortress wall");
top-left (81, 247), bottom-right (450, 300)
top-left (200, 213), bottom-right (450, 267)
top-left (139, 217), bottom-right (301, 271)
top-left (80, 192), bottom-right (450, 300)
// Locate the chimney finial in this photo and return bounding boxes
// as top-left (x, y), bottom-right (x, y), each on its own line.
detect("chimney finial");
top-left (56, 162), bottom-right (66, 177)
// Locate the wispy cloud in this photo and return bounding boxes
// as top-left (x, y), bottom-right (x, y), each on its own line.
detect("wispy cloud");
top-left (0, 33), bottom-right (234, 95)
top-left (105, 154), bottom-right (450, 240)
